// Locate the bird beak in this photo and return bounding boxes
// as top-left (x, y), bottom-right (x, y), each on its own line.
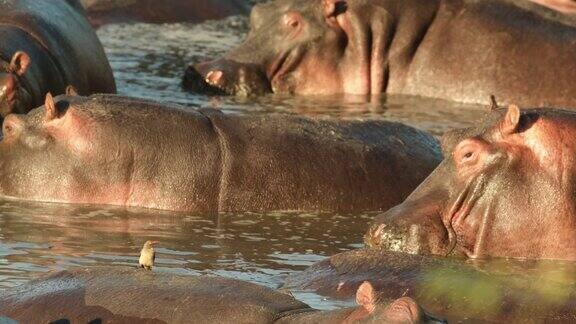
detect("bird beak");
top-left (151, 241), bottom-right (159, 245)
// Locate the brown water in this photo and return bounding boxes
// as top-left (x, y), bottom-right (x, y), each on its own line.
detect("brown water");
top-left (3, 17), bottom-right (570, 316)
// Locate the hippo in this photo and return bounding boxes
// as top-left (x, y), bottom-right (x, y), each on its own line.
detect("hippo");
top-left (0, 0), bottom-right (116, 117)
top-left (284, 248), bottom-right (576, 322)
top-left (0, 93), bottom-right (440, 212)
top-left (80, 0), bottom-right (250, 27)
top-left (186, 0), bottom-right (576, 108)
top-left (0, 267), bottom-right (445, 323)
top-left (364, 104), bottom-right (576, 260)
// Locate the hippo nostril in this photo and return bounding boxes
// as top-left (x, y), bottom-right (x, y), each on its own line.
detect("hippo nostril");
top-left (205, 70), bottom-right (223, 85)
top-left (182, 66), bottom-right (226, 95)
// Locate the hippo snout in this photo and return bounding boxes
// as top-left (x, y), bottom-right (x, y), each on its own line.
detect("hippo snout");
top-left (183, 59), bottom-right (271, 96)
top-left (364, 222), bottom-right (422, 254)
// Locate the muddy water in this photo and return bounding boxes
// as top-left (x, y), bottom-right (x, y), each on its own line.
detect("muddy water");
top-left (2, 16), bottom-right (568, 316)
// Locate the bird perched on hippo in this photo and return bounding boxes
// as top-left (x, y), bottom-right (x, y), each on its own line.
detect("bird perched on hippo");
top-left (186, 0), bottom-right (576, 108)
top-left (0, 0), bottom-right (116, 117)
top-left (0, 267), bottom-right (445, 323)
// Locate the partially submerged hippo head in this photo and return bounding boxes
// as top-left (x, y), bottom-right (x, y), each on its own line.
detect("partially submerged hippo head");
top-left (365, 104), bottom-right (576, 260)
top-left (350, 282), bottom-right (445, 323)
top-left (185, 0), bottom-right (416, 96)
top-left (0, 52), bottom-right (32, 116)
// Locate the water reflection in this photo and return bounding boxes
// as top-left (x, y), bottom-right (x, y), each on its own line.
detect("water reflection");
top-left (0, 199), bottom-right (371, 309)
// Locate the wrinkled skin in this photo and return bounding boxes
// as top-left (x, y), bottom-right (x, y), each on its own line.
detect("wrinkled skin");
top-left (0, 93), bottom-right (440, 212)
top-left (365, 104), bottom-right (576, 260)
top-left (80, 0), bottom-right (250, 27)
top-left (0, 267), bottom-right (444, 323)
top-left (284, 248), bottom-right (576, 322)
top-left (0, 0), bottom-right (116, 117)
top-left (187, 0), bottom-right (576, 107)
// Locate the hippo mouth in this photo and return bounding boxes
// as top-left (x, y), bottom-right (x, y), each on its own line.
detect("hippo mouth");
top-left (267, 47), bottom-right (304, 93)
top-left (443, 174), bottom-right (488, 257)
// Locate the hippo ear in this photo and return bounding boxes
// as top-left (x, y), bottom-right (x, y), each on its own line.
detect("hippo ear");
top-left (501, 104), bottom-right (520, 135)
top-left (323, 0), bottom-right (347, 17)
top-left (65, 85), bottom-right (79, 96)
top-left (356, 281), bottom-right (377, 313)
top-left (9, 51), bottom-right (30, 76)
top-left (44, 93), bottom-right (58, 122)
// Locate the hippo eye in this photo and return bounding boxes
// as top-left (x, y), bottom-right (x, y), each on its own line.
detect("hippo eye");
top-left (463, 152), bottom-right (473, 159)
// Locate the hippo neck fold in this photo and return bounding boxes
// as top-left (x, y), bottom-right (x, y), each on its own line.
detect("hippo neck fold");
top-left (341, 0), bottom-right (441, 94)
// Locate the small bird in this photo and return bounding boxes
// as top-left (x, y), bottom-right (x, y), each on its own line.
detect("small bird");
top-left (139, 240), bottom-right (158, 271)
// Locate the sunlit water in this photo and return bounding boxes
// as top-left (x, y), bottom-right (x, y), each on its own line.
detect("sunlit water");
top-left (1, 16), bottom-right (571, 317)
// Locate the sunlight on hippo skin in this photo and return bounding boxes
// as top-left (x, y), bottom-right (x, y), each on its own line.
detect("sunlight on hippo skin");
top-left (366, 103), bottom-right (576, 261)
top-left (187, 0), bottom-right (576, 108)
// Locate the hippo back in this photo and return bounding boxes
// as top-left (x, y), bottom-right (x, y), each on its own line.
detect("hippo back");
top-left (0, 267), bottom-right (311, 323)
top-left (0, 0), bottom-right (115, 94)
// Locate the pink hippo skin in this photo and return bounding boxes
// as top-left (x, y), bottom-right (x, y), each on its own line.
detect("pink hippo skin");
top-left (186, 0), bottom-right (576, 108)
top-left (365, 104), bottom-right (576, 260)
top-left (0, 93), bottom-right (440, 212)
top-left (0, 267), bottom-right (445, 324)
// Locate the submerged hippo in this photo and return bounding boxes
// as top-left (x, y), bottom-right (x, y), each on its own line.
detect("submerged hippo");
top-left (186, 0), bottom-right (576, 107)
top-left (0, 93), bottom-right (440, 212)
top-left (365, 104), bottom-right (576, 260)
top-left (0, 0), bottom-right (116, 117)
top-left (284, 248), bottom-right (576, 322)
top-left (80, 0), bottom-right (249, 27)
top-left (0, 267), bottom-right (445, 323)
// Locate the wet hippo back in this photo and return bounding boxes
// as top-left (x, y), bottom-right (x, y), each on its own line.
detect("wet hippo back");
top-left (205, 110), bottom-right (441, 211)
top-left (0, 94), bottom-right (441, 212)
top-left (0, 267), bottom-right (311, 323)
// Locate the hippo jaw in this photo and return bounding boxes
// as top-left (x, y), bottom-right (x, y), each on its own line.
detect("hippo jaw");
top-left (185, 59), bottom-right (271, 96)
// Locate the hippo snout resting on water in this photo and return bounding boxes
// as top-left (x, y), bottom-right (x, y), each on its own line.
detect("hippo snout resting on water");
top-left (0, 93), bottom-right (440, 212)
top-left (0, 267), bottom-right (445, 323)
top-left (0, 0), bottom-right (116, 117)
top-left (186, 0), bottom-right (576, 107)
top-left (365, 104), bottom-right (576, 260)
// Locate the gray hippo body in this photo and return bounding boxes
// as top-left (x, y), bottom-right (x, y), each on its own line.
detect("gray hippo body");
top-left (188, 0), bottom-right (576, 108)
top-left (0, 0), bottom-right (116, 117)
top-left (0, 267), bottom-right (444, 323)
top-left (0, 93), bottom-right (441, 212)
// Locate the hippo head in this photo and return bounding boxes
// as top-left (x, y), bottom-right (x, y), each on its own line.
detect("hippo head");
top-left (185, 0), bottom-right (398, 96)
top-left (0, 92), bottom-right (133, 205)
top-left (349, 281), bottom-right (445, 323)
top-left (365, 104), bottom-right (576, 260)
top-left (0, 52), bottom-right (32, 117)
